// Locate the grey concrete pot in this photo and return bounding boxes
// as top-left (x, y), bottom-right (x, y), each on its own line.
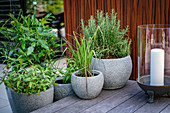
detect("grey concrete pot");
top-left (53, 79), bottom-right (73, 101)
top-left (71, 70), bottom-right (104, 99)
top-left (6, 86), bottom-right (54, 113)
top-left (92, 55), bottom-right (132, 89)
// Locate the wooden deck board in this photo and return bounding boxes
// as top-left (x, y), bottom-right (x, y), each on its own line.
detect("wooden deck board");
top-left (31, 95), bottom-right (80, 113)
top-left (55, 81), bottom-right (135, 113)
top-left (31, 80), bottom-right (170, 113)
top-left (107, 91), bottom-right (147, 113)
top-left (134, 97), bottom-right (170, 113)
top-left (160, 105), bottom-right (170, 113)
top-left (81, 82), bottom-right (141, 113)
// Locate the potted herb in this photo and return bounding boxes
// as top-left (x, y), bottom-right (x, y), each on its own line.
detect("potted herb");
top-left (53, 58), bottom-right (78, 101)
top-left (0, 10), bottom-right (61, 113)
top-left (81, 9), bottom-right (132, 89)
top-left (67, 32), bottom-right (104, 99)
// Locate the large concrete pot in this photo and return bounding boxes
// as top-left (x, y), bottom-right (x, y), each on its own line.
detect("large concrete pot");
top-left (71, 70), bottom-right (104, 99)
top-left (54, 79), bottom-right (73, 101)
top-left (6, 86), bottom-right (54, 113)
top-left (92, 55), bottom-right (132, 89)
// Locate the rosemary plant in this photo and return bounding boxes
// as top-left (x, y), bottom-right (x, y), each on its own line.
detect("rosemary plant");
top-left (81, 9), bottom-right (131, 59)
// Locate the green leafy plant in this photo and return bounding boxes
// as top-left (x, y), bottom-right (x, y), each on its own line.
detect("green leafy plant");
top-left (0, 10), bottom-right (62, 95)
top-left (0, 10), bottom-right (62, 65)
top-left (45, 0), bottom-right (64, 13)
top-left (1, 61), bottom-right (58, 95)
top-left (26, 0), bottom-right (64, 14)
top-left (81, 9), bottom-right (131, 59)
top-left (59, 58), bottom-right (79, 84)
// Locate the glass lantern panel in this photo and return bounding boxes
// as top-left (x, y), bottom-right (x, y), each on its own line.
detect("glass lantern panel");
top-left (138, 24), bottom-right (170, 85)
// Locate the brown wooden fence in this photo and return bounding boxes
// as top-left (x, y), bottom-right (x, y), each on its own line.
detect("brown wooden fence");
top-left (64, 0), bottom-right (170, 80)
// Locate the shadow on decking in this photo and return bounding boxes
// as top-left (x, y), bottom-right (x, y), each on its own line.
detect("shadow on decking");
top-left (31, 80), bottom-right (170, 113)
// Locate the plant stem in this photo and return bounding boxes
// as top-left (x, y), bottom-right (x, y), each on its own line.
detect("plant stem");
top-left (85, 50), bottom-right (88, 94)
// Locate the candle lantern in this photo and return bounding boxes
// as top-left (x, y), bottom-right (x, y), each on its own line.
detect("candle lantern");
top-left (137, 24), bottom-right (170, 103)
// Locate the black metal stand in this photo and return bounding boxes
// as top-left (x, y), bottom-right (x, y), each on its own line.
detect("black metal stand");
top-left (146, 91), bottom-right (154, 103)
top-left (137, 75), bottom-right (170, 103)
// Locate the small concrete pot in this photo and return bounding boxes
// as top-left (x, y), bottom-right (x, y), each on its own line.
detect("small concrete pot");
top-left (71, 70), bottom-right (104, 99)
top-left (53, 79), bottom-right (73, 101)
top-left (6, 86), bottom-right (54, 113)
top-left (92, 55), bottom-right (132, 89)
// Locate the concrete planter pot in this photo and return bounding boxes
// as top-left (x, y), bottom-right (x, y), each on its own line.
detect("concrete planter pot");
top-left (53, 78), bottom-right (73, 101)
top-left (6, 86), bottom-right (54, 113)
top-left (71, 70), bottom-right (104, 99)
top-left (92, 55), bottom-right (132, 89)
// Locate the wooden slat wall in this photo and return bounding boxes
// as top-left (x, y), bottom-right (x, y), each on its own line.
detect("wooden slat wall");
top-left (64, 0), bottom-right (170, 80)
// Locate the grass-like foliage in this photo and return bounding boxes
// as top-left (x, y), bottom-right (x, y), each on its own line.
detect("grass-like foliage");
top-left (66, 32), bottom-right (95, 77)
top-left (81, 9), bottom-right (131, 59)
top-left (0, 10), bottom-right (61, 95)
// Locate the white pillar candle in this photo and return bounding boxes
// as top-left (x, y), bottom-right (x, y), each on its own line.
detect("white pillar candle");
top-left (150, 48), bottom-right (164, 86)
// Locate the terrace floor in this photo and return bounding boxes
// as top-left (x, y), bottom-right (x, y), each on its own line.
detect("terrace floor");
top-left (0, 57), bottom-right (170, 113)
top-left (32, 80), bottom-right (170, 113)
top-left (0, 67), bottom-right (12, 113)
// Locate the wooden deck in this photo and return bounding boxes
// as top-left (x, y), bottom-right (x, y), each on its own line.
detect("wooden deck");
top-left (32, 80), bottom-right (170, 113)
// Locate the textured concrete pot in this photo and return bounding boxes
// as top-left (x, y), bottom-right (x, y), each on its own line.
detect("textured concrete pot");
top-left (53, 79), bottom-right (73, 101)
top-left (92, 55), bottom-right (132, 89)
top-left (71, 70), bottom-right (104, 99)
top-left (6, 86), bottom-right (54, 113)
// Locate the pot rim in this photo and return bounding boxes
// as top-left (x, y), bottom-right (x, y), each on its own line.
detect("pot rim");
top-left (55, 79), bottom-right (71, 85)
top-left (6, 85), bottom-right (53, 95)
top-left (93, 55), bottom-right (131, 61)
top-left (72, 70), bottom-right (102, 78)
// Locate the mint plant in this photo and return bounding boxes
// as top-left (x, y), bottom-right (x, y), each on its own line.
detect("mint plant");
top-left (0, 10), bottom-right (62, 95)
top-left (0, 10), bottom-right (62, 66)
top-left (1, 62), bottom-right (58, 95)
top-left (59, 58), bottom-right (79, 84)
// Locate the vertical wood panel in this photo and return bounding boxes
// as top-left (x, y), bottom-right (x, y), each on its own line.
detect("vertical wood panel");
top-left (91, 0), bottom-right (97, 16)
top-left (72, 0), bottom-right (76, 52)
top-left (64, 0), bottom-right (170, 80)
top-left (116, 0), bottom-right (121, 20)
top-left (64, 0), bottom-right (72, 58)
top-left (111, 0), bottom-right (116, 12)
top-left (120, 0), bottom-right (124, 29)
